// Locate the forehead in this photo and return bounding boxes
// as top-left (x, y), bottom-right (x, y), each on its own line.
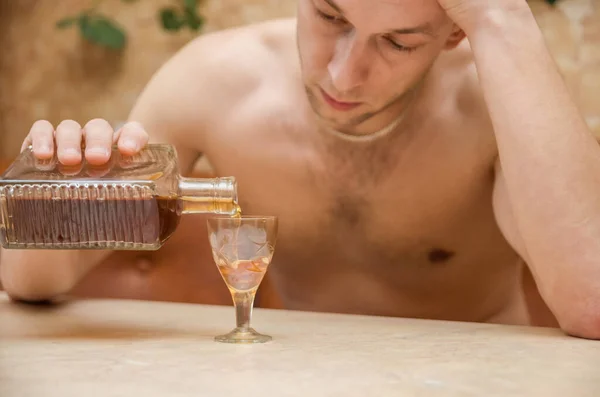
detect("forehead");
top-left (326, 0), bottom-right (447, 28)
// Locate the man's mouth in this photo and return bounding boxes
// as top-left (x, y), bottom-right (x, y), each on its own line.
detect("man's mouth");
top-left (319, 88), bottom-right (361, 111)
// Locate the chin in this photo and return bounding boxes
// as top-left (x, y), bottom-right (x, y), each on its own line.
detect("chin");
top-left (304, 86), bottom-right (366, 127)
top-left (309, 101), bottom-right (356, 128)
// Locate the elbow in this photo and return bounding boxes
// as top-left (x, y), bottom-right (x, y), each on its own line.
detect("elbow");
top-left (0, 256), bottom-right (77, 303)
top-left (543, 269), bottom-right (600, 339)
top-left (2, 276), bottom-right (73, 304)
top-left (3, 283), bottom-right (68, 304)
top-left (555, 300), bottom-right (600, 340)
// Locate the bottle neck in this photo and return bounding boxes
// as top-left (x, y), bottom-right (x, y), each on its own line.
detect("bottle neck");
top-left (177, 176), bottom-right (240, 216)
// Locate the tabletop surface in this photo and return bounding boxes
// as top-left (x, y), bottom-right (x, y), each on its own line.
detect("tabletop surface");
top-left (1, 292), bottom-right (599, 397)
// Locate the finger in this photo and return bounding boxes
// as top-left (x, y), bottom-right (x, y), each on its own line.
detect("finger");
top-left (20, 131), bottom-right (33, 153)
top-left (111, 122), bottom-right (125, 144)
top-left (20, 135), bottom-right (32, 153)
top-left (55, 120), bottom-right (83, 165)
top-left (117, 121), bottom-right (149, 155)
top-left (82, 118), bottom-right (114, 165)
top-left (23, 120), bottom-right (55, 159)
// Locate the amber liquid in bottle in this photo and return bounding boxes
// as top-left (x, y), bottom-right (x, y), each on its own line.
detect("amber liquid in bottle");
top-left (4, 195), bottom-right (178, 247)
top-left (1, 187), bottom-right (240, 250)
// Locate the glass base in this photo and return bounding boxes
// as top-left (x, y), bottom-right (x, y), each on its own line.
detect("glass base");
top-left (214, 327), bottom-right (272, 344)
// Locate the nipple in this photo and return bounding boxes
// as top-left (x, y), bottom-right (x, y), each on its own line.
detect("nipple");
top-left (428, 248), bottom-right (455, 264)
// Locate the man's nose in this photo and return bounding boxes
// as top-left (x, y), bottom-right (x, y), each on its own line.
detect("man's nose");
top-left (327, 31), bottom-right (371, 94)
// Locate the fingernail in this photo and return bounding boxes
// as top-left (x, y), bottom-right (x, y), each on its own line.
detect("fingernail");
top-left (121, 139), bottom-right (138, 151)
top-left (60, 148), bottom-right (80, 157)
top-left (86, 147), bottom-right (110, 157)
top-left (36, 145), bottom-right (52, 154)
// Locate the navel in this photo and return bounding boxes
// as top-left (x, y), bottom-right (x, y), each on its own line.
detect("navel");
top-left (427, 248), bottom-right (455, 264)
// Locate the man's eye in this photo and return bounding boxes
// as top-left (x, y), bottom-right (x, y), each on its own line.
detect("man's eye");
top-left (384, 37), bottom-right (417, 53)
top-left (316, 9), bottom-right (345, 24)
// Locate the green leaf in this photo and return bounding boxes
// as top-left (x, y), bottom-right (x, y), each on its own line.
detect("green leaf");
top-left (184, 7), bottom-right (203, 31)
top-left (184, 0), bottom-right (198, 10)
top-left (160, 8), bottom-right (183, 31)
top-left (78, 14), bottom-right (127, 50)
top-left (56, 16), bottom-right (77, 29)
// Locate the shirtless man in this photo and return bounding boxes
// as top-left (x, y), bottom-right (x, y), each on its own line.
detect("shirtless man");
top-left (2, 0), bottom-right (600, 339)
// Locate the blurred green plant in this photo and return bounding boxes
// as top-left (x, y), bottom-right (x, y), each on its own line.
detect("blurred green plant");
top-left (56, 0), bottom-right (204, 51)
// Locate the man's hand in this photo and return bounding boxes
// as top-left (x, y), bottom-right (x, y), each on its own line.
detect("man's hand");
top-left (21, 119), bottom-right (149, 166)
top-left (435, 0), bottom-right (532, 34)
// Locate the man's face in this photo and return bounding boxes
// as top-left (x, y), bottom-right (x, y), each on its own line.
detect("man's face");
top-left (297, 0), bottom-right (463, 132)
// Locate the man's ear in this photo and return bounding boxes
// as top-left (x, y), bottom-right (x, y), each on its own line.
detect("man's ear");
top-left (443, 26), bottom-right (466, 49)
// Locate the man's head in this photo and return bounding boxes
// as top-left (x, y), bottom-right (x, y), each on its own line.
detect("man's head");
top-left (296, 0), bottom-right (465, 134)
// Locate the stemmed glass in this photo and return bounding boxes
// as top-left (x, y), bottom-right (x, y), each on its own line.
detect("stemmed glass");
top-left (207, 216), bottom-right (278, 343)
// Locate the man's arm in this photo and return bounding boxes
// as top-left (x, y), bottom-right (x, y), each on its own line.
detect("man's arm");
top-left (0, 27), bottom-right (258, 302)
top-left (458, 4), bottom-right (600, 338)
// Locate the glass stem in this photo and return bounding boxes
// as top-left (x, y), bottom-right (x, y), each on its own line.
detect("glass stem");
top-left (233, 291), bottom-right (256, 331)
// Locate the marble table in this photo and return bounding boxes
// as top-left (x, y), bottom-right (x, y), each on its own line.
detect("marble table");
top-left (1, 292), bottom-right (599, 396)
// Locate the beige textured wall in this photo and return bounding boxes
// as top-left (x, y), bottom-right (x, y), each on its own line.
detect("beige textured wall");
top-left (0, 0), bottom-right (598, 159)
top-left (0, 0), bottom-right (297, 158)
top-left (530, 0), bottom-right (600, 136)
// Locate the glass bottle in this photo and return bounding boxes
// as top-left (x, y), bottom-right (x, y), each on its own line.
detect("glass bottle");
top-left (0, 144), bottom-right (239, 250)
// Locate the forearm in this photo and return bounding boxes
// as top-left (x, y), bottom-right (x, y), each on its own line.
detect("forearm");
top-left (466, 8), bottom-right (600, 323)
top-left (0, 248), bottom-right (109, 302)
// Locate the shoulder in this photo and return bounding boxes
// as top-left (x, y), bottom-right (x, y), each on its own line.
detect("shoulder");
top-left (129, 18), bottom-right (296, 138)
top-left (173, 18), bottom-right (296, 92)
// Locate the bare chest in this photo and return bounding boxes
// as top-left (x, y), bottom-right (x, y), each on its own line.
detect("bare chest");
top-left (213, 117), bottom-right (507, 236)
top-left (204, 100), bottom-right (520, 319)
